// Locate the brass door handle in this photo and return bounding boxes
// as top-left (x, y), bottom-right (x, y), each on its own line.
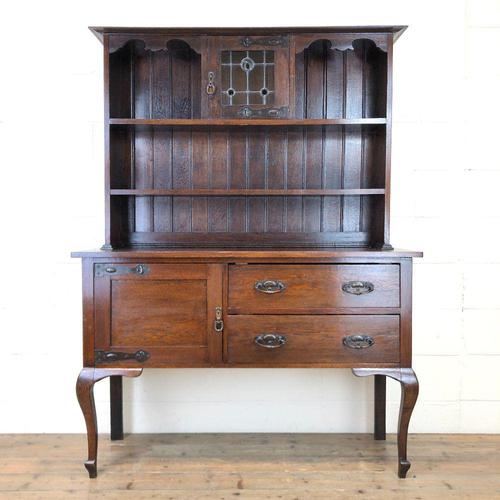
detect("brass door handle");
top-left (206, 71), bottom-right (216, 95)
top-left (214, 306), bottom-right (223, 333)
top-left (254, 334), bottom-right (287, 349)
top-left (342, 281), bottom-right (374, 295)
top-left (254, 280), bottom-right (286, 294)
top-left (343, 335), bottom-right (375, 349)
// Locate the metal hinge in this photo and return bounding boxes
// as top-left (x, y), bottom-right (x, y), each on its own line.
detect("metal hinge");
top-left (236, 106), bottom-right (288, 118)
top-left (94, 263), bottom-right (150, 277)
top-left (95, 349), bottom-right (150, 364)
top-left (240, 36), bottom-right (288, 47)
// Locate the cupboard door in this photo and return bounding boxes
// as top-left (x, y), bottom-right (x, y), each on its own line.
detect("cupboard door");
top-left (94, 263), bottom-right (223, 367)
top-left (208, 35), bottom-right (290, 118)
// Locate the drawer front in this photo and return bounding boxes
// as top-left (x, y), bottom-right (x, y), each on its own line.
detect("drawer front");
top-left (226, 315), bottom-right (400, 364)
top-left (228, 264), bottom-right (400, 313)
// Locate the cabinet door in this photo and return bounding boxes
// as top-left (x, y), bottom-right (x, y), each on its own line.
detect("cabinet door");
top-left (94, 263), bottom-right (223, 367)
top-left (207, 35), bottom-right (290, 118)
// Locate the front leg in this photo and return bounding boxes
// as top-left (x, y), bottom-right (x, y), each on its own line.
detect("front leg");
top-left (76, 368), bottom-right (142, 478)
top-left (352, 368), bottom-right (419, 478)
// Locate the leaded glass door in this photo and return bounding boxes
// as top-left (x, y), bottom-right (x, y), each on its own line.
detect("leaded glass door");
top-left (208, 36), bottom-right (290, 118)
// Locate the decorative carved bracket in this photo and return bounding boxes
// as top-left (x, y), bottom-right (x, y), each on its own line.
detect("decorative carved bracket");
top-left (108, 35), bottom-right (202, 54)
top-left (294, 35), bottom-right (388, 54)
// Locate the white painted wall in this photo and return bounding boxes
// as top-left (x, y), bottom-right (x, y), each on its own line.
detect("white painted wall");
top-left (1, 0), bottom-right (499, 434)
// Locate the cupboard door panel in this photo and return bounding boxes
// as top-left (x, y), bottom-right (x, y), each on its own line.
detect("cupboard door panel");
top-left (110, 280), bottom-right (208, 347)
top-left (94, 263), bottom-right (223, 366)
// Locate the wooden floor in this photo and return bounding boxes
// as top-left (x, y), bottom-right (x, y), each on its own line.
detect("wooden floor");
top-left (0, 434), bottom-right (499, 499)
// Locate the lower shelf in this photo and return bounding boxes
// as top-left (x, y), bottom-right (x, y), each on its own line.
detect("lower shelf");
top-left (110, 189), bottom-right (386, 196)
top-left (125, 231), bottom-right (375, 248)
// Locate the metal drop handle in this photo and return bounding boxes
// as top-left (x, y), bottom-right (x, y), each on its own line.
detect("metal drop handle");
top-left (255, 334), bottom-right (287, 349)
top-left (343, 335), bottom-right (375, 349)
top-left (255, 280), bottom-right (286, 294)
top-left (342, 281), bottom-right (374, 295)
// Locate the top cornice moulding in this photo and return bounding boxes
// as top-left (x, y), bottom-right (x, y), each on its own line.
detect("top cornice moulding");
top-left (89, 25), bottom-right (408, 43)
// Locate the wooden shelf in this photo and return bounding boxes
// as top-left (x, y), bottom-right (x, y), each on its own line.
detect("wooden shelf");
top-left (109, 118), bottom-right (387, 127)
top-left (110, 189), bottom-right (385, 197)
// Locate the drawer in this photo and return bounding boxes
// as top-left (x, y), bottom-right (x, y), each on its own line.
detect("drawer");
top-left (226, 315), bottom-right (400, 364)
top-left (228, 264), bottom-right (400, 313)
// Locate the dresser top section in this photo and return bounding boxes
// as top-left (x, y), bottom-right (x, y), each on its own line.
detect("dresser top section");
top-left (72, 248), bottom-right (422, 259)
top-left (89, 25), bottom-right (408, 42)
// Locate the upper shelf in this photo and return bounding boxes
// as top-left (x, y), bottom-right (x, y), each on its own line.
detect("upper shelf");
top-left (110, 189), bottom-right (385, 196)
top-left (109, 118), bottom-right (387, 127)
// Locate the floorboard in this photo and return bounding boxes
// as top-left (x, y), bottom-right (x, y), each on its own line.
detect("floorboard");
top-left (0, 434), bottom-right (499, 499)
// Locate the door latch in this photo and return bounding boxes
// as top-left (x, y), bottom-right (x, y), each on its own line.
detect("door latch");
top-left (214, 306), bottom-right (223, 333)
top-left (206, 71), bottom-right (216, 95)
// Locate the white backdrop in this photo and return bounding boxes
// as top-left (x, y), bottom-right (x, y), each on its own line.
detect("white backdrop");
top-left (1, 0), bottom-right (499, 433)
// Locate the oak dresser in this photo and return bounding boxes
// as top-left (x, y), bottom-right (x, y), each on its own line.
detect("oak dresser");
top-left (73, 26), bottom-right (422, 479)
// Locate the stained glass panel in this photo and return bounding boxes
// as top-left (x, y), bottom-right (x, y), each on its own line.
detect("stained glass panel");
top-left (221, 50), bottom-right (275, 106)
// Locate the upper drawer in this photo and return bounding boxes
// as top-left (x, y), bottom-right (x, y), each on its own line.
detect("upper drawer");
top-left (228, 264), bottom-right (400, 313)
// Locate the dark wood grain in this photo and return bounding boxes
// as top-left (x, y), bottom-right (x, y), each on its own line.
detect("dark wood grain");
top-left (111, 189), bottom-right (386, 196)
top-left (228, 263), bottom-right (400, 313)
top-left (93, 264), bottom-right (224, 367)
top-left (374, 375), bottom-right (386, 440)
top-left (109, 376), bottom-right (123, 441)
top-left (109, 118), bottom-right (387, 125)
top-left (76, 368), bottom-right (142, 478)
top-left (91, 26), bottom-right (408, 38)
top-left (227, 315), bottom-right (399, 364)
top-left (108, 123), bottom-right (386, 247)
top-left (72, 248), bottom-right (423, 258)
top-left (352, 368), bottom-right (419, 478)
top-left (104, 30), bottom-right (389, 249)
top-left (74, 26), bottom-right (420, 480)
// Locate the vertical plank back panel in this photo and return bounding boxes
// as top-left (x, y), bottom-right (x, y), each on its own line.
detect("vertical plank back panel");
top-left (247, 130), bottom-right (266, 232)
top-left (228, 128), bottom-right (248, 232)
top-left (192, 130), bottom-right (209, 232)
top-left (106, 30), bottom-right (393, 248)
top-left (209, 131), bottom-right (229, 232)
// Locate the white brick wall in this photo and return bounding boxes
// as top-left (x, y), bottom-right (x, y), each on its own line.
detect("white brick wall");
top-left (0, 0), bottom-right (498, 433)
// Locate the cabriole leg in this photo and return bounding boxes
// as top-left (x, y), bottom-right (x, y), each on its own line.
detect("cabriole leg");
top-left (76, 368), bottom-right (142, 478)
top-left (352, 368), bottom-right (419, 478)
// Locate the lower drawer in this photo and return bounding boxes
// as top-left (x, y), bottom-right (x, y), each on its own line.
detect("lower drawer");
top-left (226, 315), bottom-right (400, 364)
